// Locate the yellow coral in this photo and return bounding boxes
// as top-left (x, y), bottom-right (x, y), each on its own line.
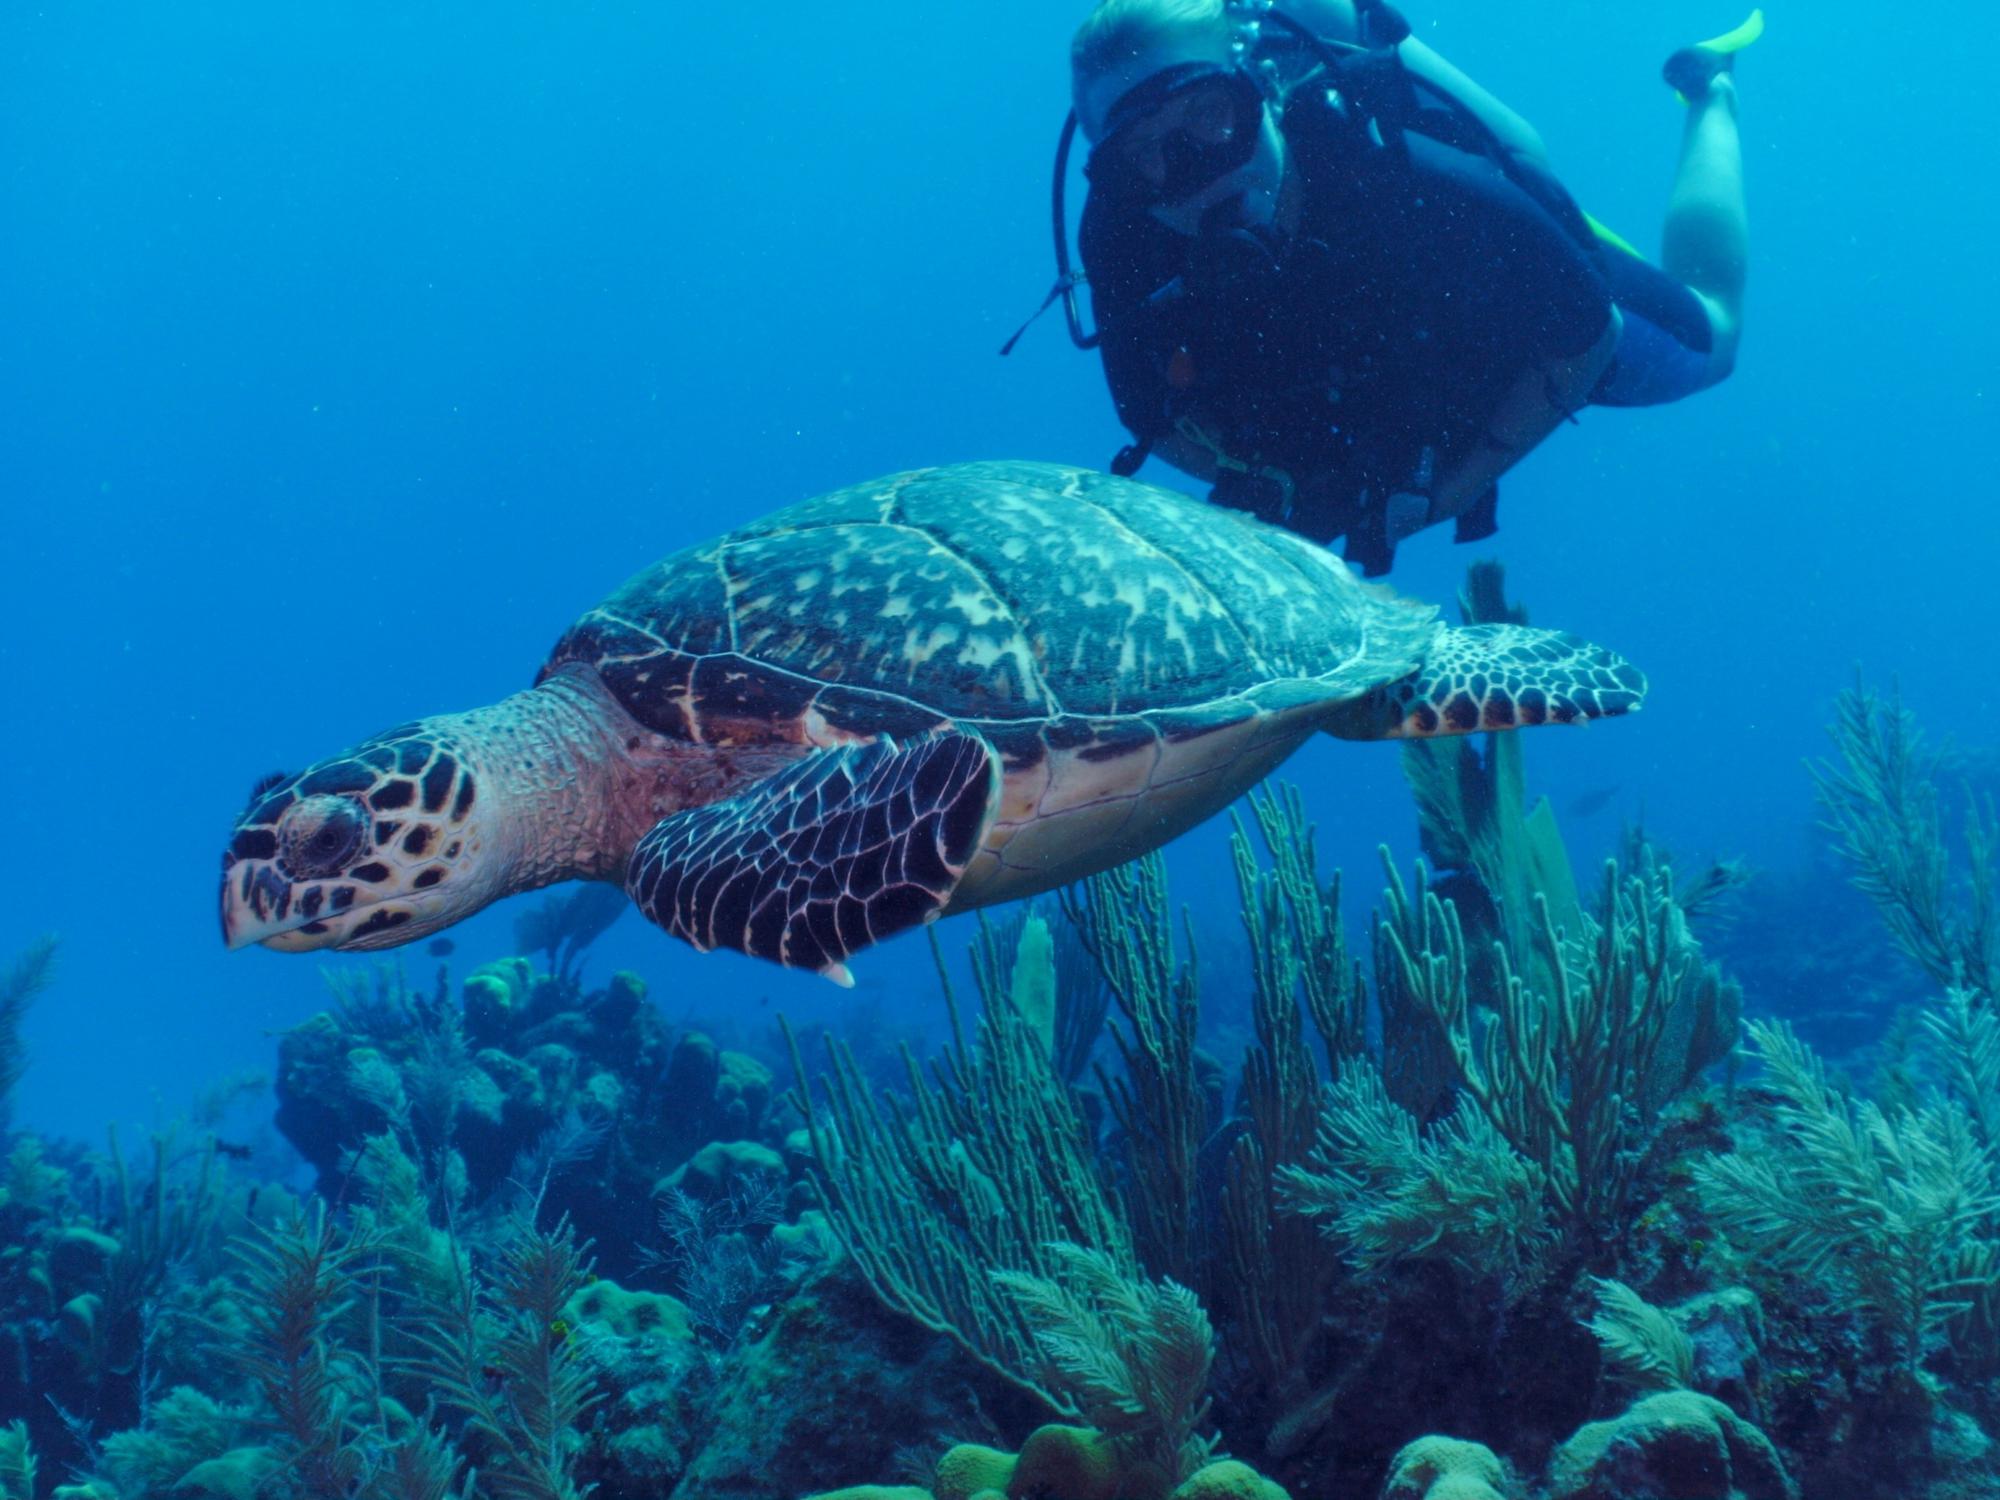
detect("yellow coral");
top-left (1382, 1436), bottom-right (1508, 1500)
top-left (562, 1278), bottom-right (693, 1343)
top-left (1007, 1425), bottom-right (1122, 1500)
top-left (935, 1443), bottom-right (1016, 1500)
top-left (1170, 1458), bottom-right (1290, 1499)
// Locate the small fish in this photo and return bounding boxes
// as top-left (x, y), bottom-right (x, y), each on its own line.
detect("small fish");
top-left (213, 1138), bottom-right (254, 1161)
top-left (428, 938), bottom-right (457, 958)
top-left (1565, 785), bottom-right (1621, 820)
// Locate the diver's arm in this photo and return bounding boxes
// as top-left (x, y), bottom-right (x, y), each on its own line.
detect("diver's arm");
top-left (1428, 312), bottom-right (1620, 520)
top-left (1396, 37), bottom-right (1551, 168)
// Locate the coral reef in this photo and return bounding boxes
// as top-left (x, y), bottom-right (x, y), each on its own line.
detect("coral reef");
top-left (786, 555), bottom-right (1747, 1495)
top-left (8, 654), bottom-right (2000, 1500)
top-left (659, 1261), bottom-right (1034, 1500)
top-left (271, 955), bottom-right (784, 1280)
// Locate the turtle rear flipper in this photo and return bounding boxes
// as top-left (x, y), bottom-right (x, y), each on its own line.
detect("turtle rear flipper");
top-left (1335, 624), bottom-right (1648, 740)
top-left (625, 733), bottom-right (999, 984)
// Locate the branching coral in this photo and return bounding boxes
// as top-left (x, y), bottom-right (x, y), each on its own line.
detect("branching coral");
top-left (0, 935), bottom-right (57, 1128)
top-left (1693, 1019), bottom-right (1999, 1373)
top-left (514, 883), bottom-right (630, 991)
top-left (99, 1386), bottom-right (249, 1497)
top-left (1230, 784), bottom-right (1368, 1076)
top-left (229, 1200), bottom-right (487, 1500)
top-left (231, 1205), bottom-right (379, 1500)
top-left (1913, 987), bottom-right (2000, 1376)
top-left (1216, 786), bottom-right (1363, 1390)
top-left (1383, 849), bottom-right (1738, 1241)
top-left (786, 920), bottom-right (1136, 1417)
top-left (326, 966), bottom-right (475, 1195)
top-left (1920, 985), bottom-right (2000, 1133)
top-left (1583, 1277), bottom-right (1692, 1395)
top-left (990, 1243), bottom-right (1216, 1494)
top-left (95, 1128), bottom-right (226, 1400)
top-left (405, 1213), bottom-right (597, 1500)
top-left (971, 904), bottom-right (1112, 1087)
top-left (650, 1178), bottom-right (788, 1341)
top-left (1063, 853), bottom-right (1208, 1286)
top-left (0, 1421), bottom-right (34, 1500)
top-left (368, 1423), bottom-right (471, 1500)
top-left (784, 561), bottom-right (1745, 1478)
top-left (1812, 679), bottom-right (1997, 1000)
top-left (1277, 1064), bottom-right (1551, 1289)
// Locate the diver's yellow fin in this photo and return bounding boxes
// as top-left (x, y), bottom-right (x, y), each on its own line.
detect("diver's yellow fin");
top-left (1666, 8), bottom-right (1764, 103)
top-left (1584, 212), bottom-right (1644, 261)
top-left (1699, 8), bottom-right (1765, 55)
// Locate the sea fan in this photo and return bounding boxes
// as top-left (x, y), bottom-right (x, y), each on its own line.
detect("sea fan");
top-left (0, 935), bottom-right (57, 1126)
top-left (514, 884), bottom-right (629, 987)
top-left (0, 1422), bottom-right (35, 1500)
top-left (230, 1206), bottom-right (375, 1500)
top-left (1694, 1019), bottom-right (2000, 1371)
top-left (1276, 1064), bottom-right (1552, 1293)
top-left (991, 1242), bottom-right (1216, 1486)
top-left (404, 1213), bottom-right (598, 1500)
top-left (1585, 1278), bottom-right (1693, 1393)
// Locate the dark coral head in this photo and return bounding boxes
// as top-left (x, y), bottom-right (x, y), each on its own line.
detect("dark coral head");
top-left (220, 722), bottom-right (485, 953)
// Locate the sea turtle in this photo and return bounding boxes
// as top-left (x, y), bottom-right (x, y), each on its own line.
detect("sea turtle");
top-left (219, 461), bottom-right (1644, 982)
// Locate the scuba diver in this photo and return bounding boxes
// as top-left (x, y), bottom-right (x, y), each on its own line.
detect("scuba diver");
top-left (1021, 0), bottom-right (1757, 574)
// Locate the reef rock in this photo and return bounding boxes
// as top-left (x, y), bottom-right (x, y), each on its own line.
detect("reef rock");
top-left (1549, 1391), bottom-right (1795, 1500)
top-left (567, 1277), bottom-right (710, 1498)
top-left (665, 1261), bottom-right (1032, 1500)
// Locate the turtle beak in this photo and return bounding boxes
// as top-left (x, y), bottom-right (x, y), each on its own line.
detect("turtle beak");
top-left (220, 845), bottom-right (458, 952)
top-left (219, 861), bottom-right (341, 951)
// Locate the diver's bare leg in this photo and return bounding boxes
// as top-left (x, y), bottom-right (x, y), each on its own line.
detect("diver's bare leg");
top-left (1661, 74), bottom-right (1747, 385)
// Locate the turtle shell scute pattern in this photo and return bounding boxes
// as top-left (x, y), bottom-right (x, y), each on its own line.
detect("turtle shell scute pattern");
top-left (540, 461), bottom-right (1442, 746)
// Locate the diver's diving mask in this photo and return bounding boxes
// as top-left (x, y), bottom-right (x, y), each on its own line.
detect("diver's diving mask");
top-left (1084, 65), bottom-right (1268, 208)
top-left (1003, 58), bottom-right (1277, 356)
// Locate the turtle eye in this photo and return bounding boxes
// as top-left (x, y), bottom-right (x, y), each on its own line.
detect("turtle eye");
top-left (285, 796), bottom-right (368, 877)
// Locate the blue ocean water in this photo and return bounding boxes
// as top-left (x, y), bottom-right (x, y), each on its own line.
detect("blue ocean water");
top-left (1, 0), bottom-right (1994, 1144)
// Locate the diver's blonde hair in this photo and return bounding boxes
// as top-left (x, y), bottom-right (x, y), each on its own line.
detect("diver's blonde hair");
top-left (1072, 0), bottom-right (1229, 78)
top-left (1071, 0), bottom-right (1233, 138)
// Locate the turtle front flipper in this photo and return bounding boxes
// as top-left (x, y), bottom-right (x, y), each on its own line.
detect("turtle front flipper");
top-left (625, 733), bottom-right (1000, 984)
top-left (1337, 624), bottom-right (1649, 740)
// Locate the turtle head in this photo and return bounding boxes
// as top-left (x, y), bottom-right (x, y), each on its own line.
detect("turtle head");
top-left (220, 720), bottom-right (496, 953)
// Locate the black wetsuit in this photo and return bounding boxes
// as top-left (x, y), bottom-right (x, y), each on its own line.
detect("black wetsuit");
top-left (1081, 79), bottom-right (1625, 568)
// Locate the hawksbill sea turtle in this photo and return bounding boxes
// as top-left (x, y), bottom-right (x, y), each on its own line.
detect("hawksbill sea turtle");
top-left (219, 461), bottom-right (1644, 984)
